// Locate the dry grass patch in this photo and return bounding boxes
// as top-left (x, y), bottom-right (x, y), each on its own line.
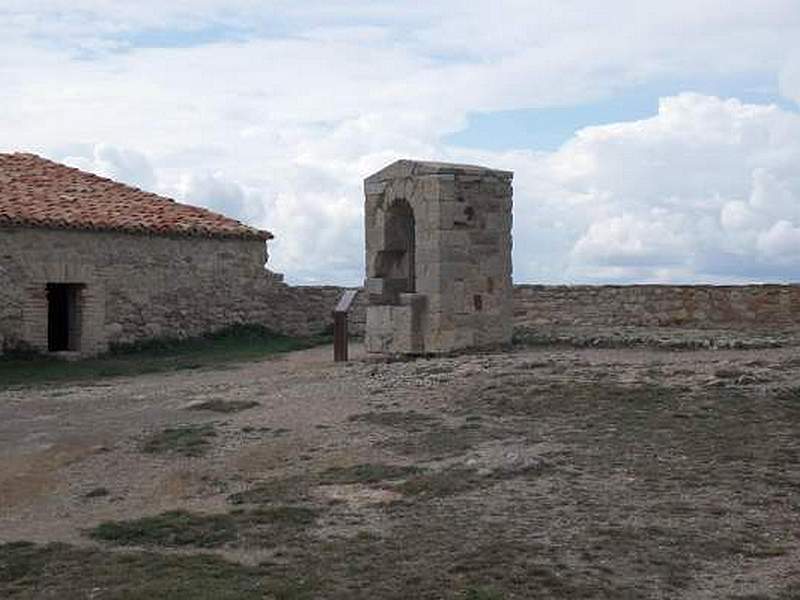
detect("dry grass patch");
top-left (348, 410), bottom-right (441, 432)
top-left (394, 467), bottom-right (482, 498)
top-left (141, 423), bottom-right (217, 457)
top-left (318, 463), bottom-right (422, 485)
top-left (381, 424), bottom-right (500, 459)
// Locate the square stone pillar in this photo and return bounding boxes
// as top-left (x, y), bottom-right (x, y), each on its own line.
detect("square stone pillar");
top-left (364, 160), bottom-right (513, 355)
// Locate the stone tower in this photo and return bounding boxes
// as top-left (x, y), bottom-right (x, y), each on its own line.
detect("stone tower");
top-left (364, 160), bottom-right (513, 355)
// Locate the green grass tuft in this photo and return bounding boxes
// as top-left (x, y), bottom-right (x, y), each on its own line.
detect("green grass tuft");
top-left (88, 510), bottom-right (237, 548)
top-left (87, 506), bottom-right (318, 551)
top-left (0, 324), bottom-right (331, 390)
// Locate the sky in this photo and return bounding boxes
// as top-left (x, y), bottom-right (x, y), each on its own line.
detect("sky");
top-left (2, 1), bottom-right (800, 285)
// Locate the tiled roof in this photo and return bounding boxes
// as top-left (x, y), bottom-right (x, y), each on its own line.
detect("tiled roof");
top-left (0, 153), bottom-right (272, 240)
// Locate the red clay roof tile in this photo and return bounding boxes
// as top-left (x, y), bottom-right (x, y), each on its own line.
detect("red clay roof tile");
top-left (0, 153), bottom-right (272, 240)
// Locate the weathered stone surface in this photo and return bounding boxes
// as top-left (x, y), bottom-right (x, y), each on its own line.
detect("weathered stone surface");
top-left (513, 284), bottom-right (800, 330)
top-left (364, 160), bottom-right (514, 355)
top-left (0, 227), bottom-right (363, 356)
top-left (298, 283), bottom-right (800, 345)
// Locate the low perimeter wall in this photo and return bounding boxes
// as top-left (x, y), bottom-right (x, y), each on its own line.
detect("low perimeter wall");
top-left (513, 284), bottom-right (800, 330)
top-left (298, 284), bottom-right (800, 337)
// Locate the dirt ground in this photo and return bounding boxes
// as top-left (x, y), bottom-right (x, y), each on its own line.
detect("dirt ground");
top-left (1, 340), bottom-right (799, 599)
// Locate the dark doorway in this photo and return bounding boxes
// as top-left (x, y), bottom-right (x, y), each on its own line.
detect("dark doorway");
top-left (47, 284), bottom-right (83, 352)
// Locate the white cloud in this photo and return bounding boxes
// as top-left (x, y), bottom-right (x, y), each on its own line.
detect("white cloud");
top-left (720, 200), bottom-right (757, 232)
top-left (757, 220), bottom-right (800, 261)
top-left (1, 3), bottom-right (800, 284)
top-left (501, 94), bottom-right (800, 283)
top-left (571, 214), bottom-right (690, 268)
top-left (58, 144), bottom-right (157, 191)
top-left (175, 171), bottom-right (252, 223)
top-left (779, 53), bottom-right (800, 106)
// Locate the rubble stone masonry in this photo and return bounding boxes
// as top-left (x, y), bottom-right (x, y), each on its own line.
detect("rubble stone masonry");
top-left (334, 284), bottom-right (800, 338)
top-left (513, 284), bottom-right (800, 330)
top-left (0, 227), bottom-right (357, 355)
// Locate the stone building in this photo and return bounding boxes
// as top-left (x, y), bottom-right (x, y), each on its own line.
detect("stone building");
top-left (0, 153), bottom-right (329, 357)
top-left (364, 160), bottom-right (513, 354)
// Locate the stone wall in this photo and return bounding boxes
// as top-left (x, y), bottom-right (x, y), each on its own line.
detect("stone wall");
top-left (290, 284), bottom-right (800, 339)
top-left (513, 284), bottom-right (800, 330)
top-left (285, 285), bottom-right (366, 336)
top-left (0, 227), bottom-right (356, 355)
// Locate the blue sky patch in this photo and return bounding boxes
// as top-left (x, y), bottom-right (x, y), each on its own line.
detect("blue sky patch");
top-left (120, 24), bottom-right (254, 49)
top-left (446, 74), bottom-right (797, 152)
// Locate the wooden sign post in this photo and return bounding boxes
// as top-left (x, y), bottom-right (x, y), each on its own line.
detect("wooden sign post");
top-left (333, 289), bottom-right (359, 362)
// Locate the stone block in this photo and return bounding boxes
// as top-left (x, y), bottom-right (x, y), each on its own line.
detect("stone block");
top-left (364, 181), bottom-right (386, 195)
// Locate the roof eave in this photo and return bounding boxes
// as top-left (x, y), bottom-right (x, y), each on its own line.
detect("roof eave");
top-left (0, 219), bottom-right (275, 241)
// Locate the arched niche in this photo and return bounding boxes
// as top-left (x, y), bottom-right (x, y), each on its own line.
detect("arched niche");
top-left (373, 198), bottom-right (415, 301)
